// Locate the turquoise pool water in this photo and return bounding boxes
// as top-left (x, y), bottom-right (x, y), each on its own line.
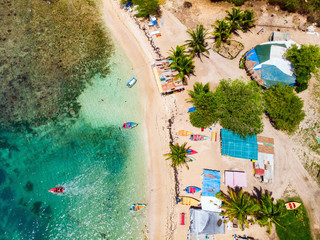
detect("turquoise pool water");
top-left (0, 42), bottom-right (148, 239)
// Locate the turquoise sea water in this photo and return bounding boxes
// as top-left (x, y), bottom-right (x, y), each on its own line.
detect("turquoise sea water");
top-left (0, 42), bottom-right (147, 239)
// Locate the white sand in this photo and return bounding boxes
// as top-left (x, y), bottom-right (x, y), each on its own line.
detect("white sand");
top-left (100, 0), bottom-right (320, 239)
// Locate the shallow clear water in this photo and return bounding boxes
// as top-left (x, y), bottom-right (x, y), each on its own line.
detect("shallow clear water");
top-left (0, 43), bottom-right (147, 239)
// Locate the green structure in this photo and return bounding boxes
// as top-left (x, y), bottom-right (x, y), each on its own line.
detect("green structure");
top-left (245, 40), bottom-right (299, 88)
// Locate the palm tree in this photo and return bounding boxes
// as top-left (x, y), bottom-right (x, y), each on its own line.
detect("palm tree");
top-left (255, 193), bottom-right (287, 234)
top-left (225, 7), bottom-right (243, 33)
top-left (168, 45), bottom-right (186, 63)
top-left (185, 24), bottom-right (210, 59)
top-left (216, 188), bottom-right (260, 230)
top-left (164, 142), bottom-right (190, 169)
top-left (212, 19), bottom-right (231, 47)
top-left (240, 10), bottom-right (255, 32)
top-left (169, 55), bottom-right (194, 85)
top-left (187, 82), bottom-right (210, 102)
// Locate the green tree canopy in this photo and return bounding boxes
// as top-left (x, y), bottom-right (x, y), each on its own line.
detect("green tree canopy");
top-left (168, 45), bottom-right (186, 63)
top-left (225, 7), bottom-right (243, 32)
top-left (133, 0), bottom-right (159, 18)
top-left (164, 142), bottom-right (190, 169)
top-left (240, 9), bottom-right (255, 31)
top-left (264, 85), bottom-right (305, 133)
top-left (214, 79), bottom-right (264, 137)
top-left (188, 82), bottom-right (210, 101)
top-left (185, 25), bottom-right (210, 59)
top-left (212, 19), bottom-right (231, 47)
top-left (188, 83), bottom-right (218, 128)
top-left (285, 44), bottom-right (320, 92)
top-left (216, 188), bottom-right (260, 230)
top-left (255, 192), bottom-right (287, 234)
top-left (168, 49), bottom-right (195, 84)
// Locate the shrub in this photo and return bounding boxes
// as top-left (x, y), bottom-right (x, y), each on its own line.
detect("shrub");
top-left (214, 79), bottom-right (264, 137)
top-left (229, 0), bottom-right (246, 6)
top-left (190, 109), bottom-right (215, 128)
top-left (189, 90), bottom-right (219, 128)
top-left (285, 44), bottom-right (320, 92)
top-left (264, 85), bottom-right (305, 133)
top-left (239, 51), bottom-right (247, 69)
top-left (133, 0), bottom-right (159, 17)
top-left (285, 0), bottom-right (299, 12)
top-left (268, 0), bottom-right (287, 9)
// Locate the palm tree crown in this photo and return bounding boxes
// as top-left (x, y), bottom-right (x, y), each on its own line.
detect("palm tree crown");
top-left (240, 10), bottom-right (255, 31)
top-left (164, 142), bottom-right (190, 169)
top-left (169, 53), bottom-right (194, 85)
top-left (185, 24), bottom-right (210, 59)
top-left (216, 188), bottom-right (260, 230)
top-left (212, 19), bottom-right (231, 47)
top-left (188, 82), bottom-right (210, 101)
top-left (255, 193), bottom-right (287, 234)
top-left (168, 45), bottom-right (186, 63)
top-left (225, 7), bottom-right (243, 33)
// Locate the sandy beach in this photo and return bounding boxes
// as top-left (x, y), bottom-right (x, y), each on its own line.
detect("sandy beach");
top-left (100, 0), bottom-right (320, 239)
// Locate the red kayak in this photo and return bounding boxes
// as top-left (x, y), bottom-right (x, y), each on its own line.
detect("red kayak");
top-left (48, 187), bottom-right (64, 193)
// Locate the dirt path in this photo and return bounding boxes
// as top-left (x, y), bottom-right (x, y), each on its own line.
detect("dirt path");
top-left (270, 125), bottom-right (320, 231)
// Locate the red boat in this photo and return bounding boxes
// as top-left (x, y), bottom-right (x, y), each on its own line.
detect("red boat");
top-left (186, 149), bottom-right (198, 155)
top-left (122, 122), bottom-right (138, 129)
top-left (181, 212), bottom-right (185, 225)
top-left (48, 187), bottom-right (64, 193)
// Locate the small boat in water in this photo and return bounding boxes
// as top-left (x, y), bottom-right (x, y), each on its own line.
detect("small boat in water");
top-left (185, 156), bottom-right (196, 163)
top-left (184, 186), bottom-right (201, 194)
top-left (190, 134), bottom-right (209, 141)
top-left (186, 149), bottom-right (198, 155)
top-left (123, 122), bottom-right (138, 129)
top-left (126, 77), bottom-right (137, 88)
top-left (130, 204), bottom-right (146, 212)
top-left (177, 196), bottom-right (200, 206)
top-left (48, 187), bottom-right (64, 193)
top-left (179, 130), bottom-right (192, 136)
top-left (285, 202), bottom-right (301, 210)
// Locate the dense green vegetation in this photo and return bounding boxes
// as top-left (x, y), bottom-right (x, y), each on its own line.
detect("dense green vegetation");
top-left (217, 188), bottom-right (293, 234)
top-left (168, 46), bottom-right (195, 84)
top-left (185, 25), bottom-right (210, 59)
top-left (188, 83), bottom-right (218, 128)
top-left (218, 190), bottom-right (312, 236)
top-left (132, 0), bottom-right (159, 17)
top-left (264, 85), bottom-right (305, 133)
top-left (164, 142), bottom-right (190, 169)
top-left (285, 44), bottom-right (320, 93)
top-left (214, 79), bottom-right (264, 137)
top-left (188, 80), bottom-right (263, 136)
top-left (276, 197), bottom-right (312, 240)
top-left (0, 0), bottom-right (112, 129)
top-left (212, 8), bottom-right (255, 47)
top-left (188, 80), bottom-right (307, 135)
